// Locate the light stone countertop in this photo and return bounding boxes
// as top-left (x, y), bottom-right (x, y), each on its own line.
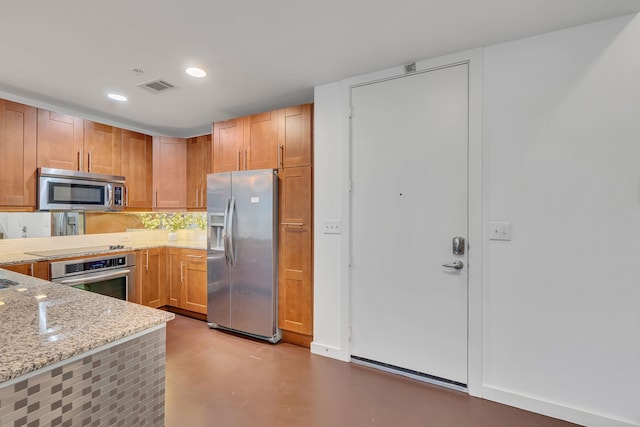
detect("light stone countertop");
top-left (0, 239), bottom-right (207, 266)
top-left (0, 269), bottom-right (174, 383)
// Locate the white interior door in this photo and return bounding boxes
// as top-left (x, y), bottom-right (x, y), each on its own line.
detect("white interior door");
top-left (350, 63), bottom-right (469, 385)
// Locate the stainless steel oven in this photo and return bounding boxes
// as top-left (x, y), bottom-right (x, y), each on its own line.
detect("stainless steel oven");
top-left (50, 253), bottom-right (136, 301)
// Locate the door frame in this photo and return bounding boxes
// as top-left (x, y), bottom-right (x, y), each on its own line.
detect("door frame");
top-left (344, 49), bottom-right (483, 396)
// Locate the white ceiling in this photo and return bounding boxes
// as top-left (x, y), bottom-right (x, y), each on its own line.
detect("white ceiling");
top-left (0, 0), bottom-right (638, 137)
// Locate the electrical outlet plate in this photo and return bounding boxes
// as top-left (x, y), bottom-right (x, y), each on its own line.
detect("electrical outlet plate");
top-left (323, 220), bottom-right (342, 234)
top-left (489, 221), bottom-right (511, 241)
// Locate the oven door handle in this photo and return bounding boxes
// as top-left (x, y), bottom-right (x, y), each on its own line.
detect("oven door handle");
top-left (58, 269), bottom-right (131, 285)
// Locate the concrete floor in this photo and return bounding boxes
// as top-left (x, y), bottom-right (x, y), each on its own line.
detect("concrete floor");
top-left (165, 314), bottom-right (580, 427)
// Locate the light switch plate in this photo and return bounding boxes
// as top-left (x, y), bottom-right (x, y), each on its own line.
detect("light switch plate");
top-left (489, 221), bottom-right (512, 241)
top-left (322, 220), bottom-right (342, 234)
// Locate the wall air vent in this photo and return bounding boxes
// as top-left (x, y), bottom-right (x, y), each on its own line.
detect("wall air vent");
top-left (138, 79), bottom-right (175, 93)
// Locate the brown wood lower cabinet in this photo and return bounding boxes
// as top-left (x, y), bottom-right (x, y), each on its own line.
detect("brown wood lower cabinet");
top-left (136, 248), bottom-right (166, 308)
top-left (167, 248), bottom-right (207, 315)
top-left (1, 261), bottom-right (50, 280)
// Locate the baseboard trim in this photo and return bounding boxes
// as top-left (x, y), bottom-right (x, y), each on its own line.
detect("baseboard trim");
top-left (482, 385), bottom-right (639, 427)
top-left (310, 342), bottom-right (350, 361)
top-left (160, 306), bottom-right (207, 321)
top-left (281, 331), bottom-right (313, 348)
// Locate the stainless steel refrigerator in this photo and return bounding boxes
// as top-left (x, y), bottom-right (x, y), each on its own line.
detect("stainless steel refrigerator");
top-left (207, 168), bottom-right (281, 343)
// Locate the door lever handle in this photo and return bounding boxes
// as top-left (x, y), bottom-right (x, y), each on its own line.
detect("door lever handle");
top-left (442, 260), bottom-right (464, 270)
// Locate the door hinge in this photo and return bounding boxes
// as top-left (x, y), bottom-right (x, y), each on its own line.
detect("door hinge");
top-left (348, 105), bottom-right (353, 118)
top-left (348, 326), bottom-right (353, 343)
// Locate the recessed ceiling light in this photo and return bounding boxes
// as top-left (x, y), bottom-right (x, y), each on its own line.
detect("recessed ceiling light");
top-left (186, 67), bottom-right (206, 78)
top-left (107, 93), bottom-right (128, 102)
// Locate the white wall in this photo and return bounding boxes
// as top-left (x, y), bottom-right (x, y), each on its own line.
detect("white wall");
top-left (482, 14), bottom-right (640, 427)
top-left (313, 13), bottom-right (640, 427)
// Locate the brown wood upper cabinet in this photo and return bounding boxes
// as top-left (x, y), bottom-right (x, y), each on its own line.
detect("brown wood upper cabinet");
top-left (152, 136), bottom-right (187, 209)
top-left (36, 109), bottom-right (84, 171)
top-left (37, 109), bottom-right (123, 175)
top-left (0, 100), bottom-right (37, 208)
top-left (277, 104), bottom-right (312, 168)
top-left (243, 110), bottom-right (279, 170)
top-left (212, 104), bottom-right (312, 173)
top-left (187, 134), bottom-right (211, 210)
top-left (83, 121), bottom-right (122, 175)
top-left (212, 111), bottom-right (279, 172)
top-left (212, 117), bottom-right (244, 172)
top-left (122, 130), bottom-right (153, 210)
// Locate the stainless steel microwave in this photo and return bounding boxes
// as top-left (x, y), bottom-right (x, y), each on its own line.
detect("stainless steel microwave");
top-left (37, 167), bottom-right (126, 211)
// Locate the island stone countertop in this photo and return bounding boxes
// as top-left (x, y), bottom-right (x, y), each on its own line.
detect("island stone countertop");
top-left (0, 269), bottom-right (174, 383)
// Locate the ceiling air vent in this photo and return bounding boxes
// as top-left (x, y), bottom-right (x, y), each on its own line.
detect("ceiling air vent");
top-left (138, 79), bottom-right (175, 93)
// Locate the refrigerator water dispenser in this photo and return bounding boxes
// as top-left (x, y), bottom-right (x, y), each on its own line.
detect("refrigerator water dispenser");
top-left (210, 213), bottom-right (225, 250)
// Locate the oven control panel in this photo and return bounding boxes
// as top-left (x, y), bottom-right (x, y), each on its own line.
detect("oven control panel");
top-left (65, 256), bottom-right (127, 275)
top-left (50, 253), bottom-right (135, 280)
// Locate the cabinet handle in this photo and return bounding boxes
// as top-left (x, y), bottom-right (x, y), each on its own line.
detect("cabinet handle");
top-left (125, 186), bottom-right (129, 207)
top-left (145, 250), bottom-right (149, 271)
top-left (196, 188), bottom-right (199, 207)
top-left (244, 149), bottom-right (248, 169)
top-left (153, 191), bottom-right (157, 208)
top-left (78, 149), bottom-right (83, 171)
top-left (281, 222), bottom-right (304, 226)
top-left (29, 263), bottom-right (34, 277)
top-left (237, 150), bottom-right (241, 170)
top-left (88, 150), bottom-right (92, 172)
top-left (186, 254), bottom-right (203, 259)
top-left (201, 188), bottom-right (205, 207)
top-left (180, 261), bottom-right (184, 283)
top-left (279, 145), bottom-right (284, 167)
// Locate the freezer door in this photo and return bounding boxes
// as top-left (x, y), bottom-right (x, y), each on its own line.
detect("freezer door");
top-left (229, 169), bottom-right (278, 338)
top-left (207, 172), bottom-right (232, 328)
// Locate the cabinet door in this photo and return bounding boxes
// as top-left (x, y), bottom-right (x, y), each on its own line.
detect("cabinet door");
top-left (122, 130), bottom-right (153, 210)
top-left (182, 250), bottom-right (207, 314)
top-left (278, 104), bottom-right (312, 168)
top-left (153, 136), bottom-right (187, 209)
top-left (244, 111), bottom-right (278, 170)
top-left (187, 134), bottom-right (211, 209)
top-left (0, 100), bottom-right (37, 207)
top-left (84, 121), bottom-right (122, 175)
top-left (168, 248), bottom-right (183, 307)
top-left (212, 118), bottom-right (243, 172)
top-left (138, 248), bottom-right (166, 308)
top-left (1, 261), bottom-right (49, 280)
top-left (278, 166), bottom-right (313, 335)
top-left (36, 109), bottom-right (84, 171)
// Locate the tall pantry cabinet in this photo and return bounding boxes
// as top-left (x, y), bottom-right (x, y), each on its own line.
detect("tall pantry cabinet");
top-left (276, 103), bottom-right (313, 346)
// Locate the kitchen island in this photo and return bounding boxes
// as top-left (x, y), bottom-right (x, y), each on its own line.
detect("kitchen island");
top-left (0, 269), bottom-right (174, 426)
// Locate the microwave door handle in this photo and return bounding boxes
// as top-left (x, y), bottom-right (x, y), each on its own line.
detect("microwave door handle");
top-left (107, 184), bottom-right (113, 209)
top-left (59, 269), bottom-right (131, 285)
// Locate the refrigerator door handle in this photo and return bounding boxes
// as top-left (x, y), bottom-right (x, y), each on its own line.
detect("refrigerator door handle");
top-left (223, 197), bottom-right (231, 266)
top-left (228, 196), bottom-right (237, 266)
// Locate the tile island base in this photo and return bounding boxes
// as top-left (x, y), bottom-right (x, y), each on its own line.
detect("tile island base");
top-left (0, 325), bottom-right (166, 426)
